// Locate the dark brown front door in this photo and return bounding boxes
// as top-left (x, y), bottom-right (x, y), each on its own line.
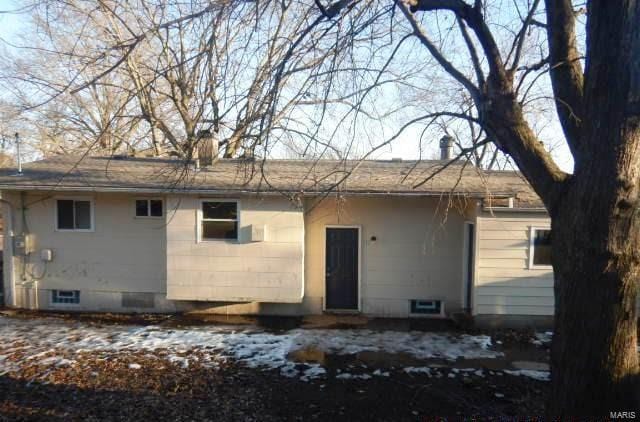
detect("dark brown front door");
top-left (325, 228), bottom-right (358, 310)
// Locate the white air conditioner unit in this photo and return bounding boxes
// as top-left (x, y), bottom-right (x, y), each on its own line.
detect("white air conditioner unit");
top-left (249, 224), bottom-right (267, 242)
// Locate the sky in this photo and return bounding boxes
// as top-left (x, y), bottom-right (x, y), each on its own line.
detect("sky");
top-left (0, 0), bottom-right (574, 173)
top-left (0, 0), bottom-right (24, 39)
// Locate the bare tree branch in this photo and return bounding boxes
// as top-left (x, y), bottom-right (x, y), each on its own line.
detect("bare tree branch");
top-left (544, 0), bottom-right (584, 156)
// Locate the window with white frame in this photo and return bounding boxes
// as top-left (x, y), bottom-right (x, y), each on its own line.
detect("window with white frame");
top-left (200, 201), bottom-right (238, 240)
top-left (56, 199), bottom-right (93, 231)
top-left (135, 199), bottom-right (163, 217)
top-left (51, 290), bottom-right (80, 304)
top-left (530, 228), bottom-right (552, 267)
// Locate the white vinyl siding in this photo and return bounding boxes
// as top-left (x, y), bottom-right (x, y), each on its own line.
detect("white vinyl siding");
top-left (167, 196), bottom-right (304, 303)
top-left (474, 213), bottom-right (554, 316)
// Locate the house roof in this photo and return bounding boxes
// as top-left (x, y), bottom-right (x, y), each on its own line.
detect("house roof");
top-left (0, 155), bottom-right (545, 209)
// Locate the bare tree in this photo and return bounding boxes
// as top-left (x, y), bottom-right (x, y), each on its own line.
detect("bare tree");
top-left (2, 0), bottom-right (432, 161)
top-left (390, 0), bottom-right (638, 415)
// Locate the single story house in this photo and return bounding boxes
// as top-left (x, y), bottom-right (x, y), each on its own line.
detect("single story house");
top-left (0, 152), bottom-right (556, 325)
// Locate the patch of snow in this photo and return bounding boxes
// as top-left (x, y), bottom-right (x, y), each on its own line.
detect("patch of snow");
top-left (504, 369), bottom-right (550, 381)
top-left (168, 355), bottom-right (190, 369)
top-left (0, 315), bottom-right (503, 382)
top-left (303, 365), bottom-right (326, 378)
top-left (531, 331), bottom-right (553, 346)
top-left (38, 356), bottom-right (64, 366)
top-left (33, 355), bottom-right (75, 367)
top-left (128, 363), bottom-right (141, 370)
top-left (403, 366), bottom-right (432, 376)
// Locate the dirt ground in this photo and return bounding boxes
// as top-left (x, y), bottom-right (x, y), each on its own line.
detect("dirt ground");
top-left (0, 311), bottom-right (549, 421)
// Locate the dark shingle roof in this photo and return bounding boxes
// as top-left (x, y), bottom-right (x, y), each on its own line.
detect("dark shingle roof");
top-left (0, 155), bottom-right (544, 209)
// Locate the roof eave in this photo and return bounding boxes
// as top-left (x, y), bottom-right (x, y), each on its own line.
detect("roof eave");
top-left (0, 183), bottom-right (519, 200)
top-left (482, 205), bottom-right (548, 214)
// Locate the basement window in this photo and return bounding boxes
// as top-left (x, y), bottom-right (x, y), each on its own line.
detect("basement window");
top-left (51, 290), bottom-right (80, 305)
top-left (529, 228), bottom-right (552, 268)
top-left (135, 199), bottom-right (163, 218)
top-left (410, 300), bottom-right (442, 315)
top-left (200, 200), bottom-right (238, 241)
top-left (56, 199), bottom-right (93, 231)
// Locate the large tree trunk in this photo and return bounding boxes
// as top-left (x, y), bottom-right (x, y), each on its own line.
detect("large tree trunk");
top-left (407, 0), bottom-right (639, 415)
top-left (549, 184), bottom-right (639, 416)
top-left (546, 2), bottom-right (640, 415)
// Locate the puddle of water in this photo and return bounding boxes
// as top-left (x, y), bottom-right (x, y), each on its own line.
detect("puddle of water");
top-left (286, 344), bottom-right (552, 374)
top-left (511, 361), bottom-right (550, 371)
top-left (450, 358), bottom-right (510, 371)
top-left (355, 351), bottom-right (423, 368)
top-left (288, 347), bottom-right (327, 365)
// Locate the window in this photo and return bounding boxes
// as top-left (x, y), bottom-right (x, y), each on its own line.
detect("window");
top-left (51, 290), bottom-right (80, 304)
top-left (200, 201), bottom-right (238, 240)
top-left (530, 228), bottom-right (552, 268)
top-left (56, 199), bottom-right (93, 231)
top-left (135, 199), bottom-right (163, 217)
top-left (410, 300), bottom-right (442, 315)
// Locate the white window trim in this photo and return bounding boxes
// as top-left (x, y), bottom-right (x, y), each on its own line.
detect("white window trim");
top-left (134, 198), bottom-right (164, 219)
top-left (196, 199), bottom-right (240, 242)
top-left (54, 197), bottom-right (95, 232)
top-left (528, 226), bottom-right (553, 269)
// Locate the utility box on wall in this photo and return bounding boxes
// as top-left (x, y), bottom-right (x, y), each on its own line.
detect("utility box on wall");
top-left (249, 224), bottom-right (267, 242)
top-left (40, 248), bottom-right (53, 262)
top-left (13, 233), bottom-right (35, 256)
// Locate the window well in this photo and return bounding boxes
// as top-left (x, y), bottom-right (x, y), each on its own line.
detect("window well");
top-left (51, 290), bottom-right (80, 305)
top-left (410, 300), bottom-right (442, 315)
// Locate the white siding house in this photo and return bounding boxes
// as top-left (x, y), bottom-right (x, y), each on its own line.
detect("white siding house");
top-left (0, 155), bottom-right (557, 325)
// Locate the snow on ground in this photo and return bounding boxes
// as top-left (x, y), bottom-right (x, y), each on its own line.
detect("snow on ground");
top-left (531, 331), bottom-right (553, 346)
top-left (0, 315), bottom-right (547, 382)
top-left (504, 369), bottom-right (551, 382)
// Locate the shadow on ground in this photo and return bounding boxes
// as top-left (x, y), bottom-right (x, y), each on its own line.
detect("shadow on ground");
top-left (0, 359), bottom-right (547, 421)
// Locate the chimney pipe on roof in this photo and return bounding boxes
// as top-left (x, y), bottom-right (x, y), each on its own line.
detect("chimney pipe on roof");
top-left (15, 133), bottom-right (22, 175)
top-left (196, 130), bottom-right (219, 167)
top-left (439, 135), bottom-right (454, 160)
